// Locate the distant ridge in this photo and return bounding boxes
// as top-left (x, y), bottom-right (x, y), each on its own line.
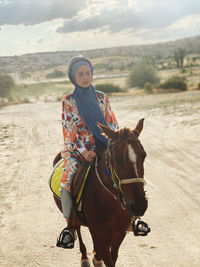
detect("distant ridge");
top-left (0, 35), bottom-right (199, 73)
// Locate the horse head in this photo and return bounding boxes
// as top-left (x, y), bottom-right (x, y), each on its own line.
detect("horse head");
top-left (97, 119), bottom-right (148, 218)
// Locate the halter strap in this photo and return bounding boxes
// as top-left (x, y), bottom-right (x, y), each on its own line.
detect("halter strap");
top-left (110, 166), bottom-right (146, 195)
top-left (121, 178), bottom-right (146, 185)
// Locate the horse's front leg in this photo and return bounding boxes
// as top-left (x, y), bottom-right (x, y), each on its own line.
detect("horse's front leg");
top-left (92, 256), bottom-right (103, 267)
top-left (91, 233), bottom-right (114, 267)
top-left (111, 232), bottom-right (126, 265)
top-left (92, 244), bottom-right (103, 267)
top-left (76, 226), bottom-right (90, 267)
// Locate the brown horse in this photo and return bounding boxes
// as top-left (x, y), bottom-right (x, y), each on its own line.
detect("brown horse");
top-left (53, 119), bottom-right (148, 267)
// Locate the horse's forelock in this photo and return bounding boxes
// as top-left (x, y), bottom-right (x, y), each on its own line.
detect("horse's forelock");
top-left (114, 127), bottom-right (136, 141)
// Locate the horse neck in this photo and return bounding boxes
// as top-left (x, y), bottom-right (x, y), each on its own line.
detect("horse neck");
top-left (86, 150), bottom-right (114, 200)
top-left (97, 150), bottom-right (113, 185)
top-left (91, 150), bottom-right (130, 216)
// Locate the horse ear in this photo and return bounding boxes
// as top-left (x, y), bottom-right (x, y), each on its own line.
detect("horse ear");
top-left (97, 122), bottom-right (116, 139)
top-left (133, 118), bottom-right (144, 136)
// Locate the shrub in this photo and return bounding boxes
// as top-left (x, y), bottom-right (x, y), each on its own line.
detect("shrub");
top-left (56, 96), bottom-right (62, 102)
top-left (181, 68), bottom-right (186, 73)
top-left (127, 63), bottom-right (160, 88)
top-left (46, 69), bottom-right (65, 79)
top-left (0, 73), bottom-right (15, 98)
top-left (95, 83), bottom-right (123, 94)
top-left (21, 97), bottom-right (31, 103)
top-left (144, 82), bottom-right (153, 93)
top-left (159, 76), bottom-right (187, 91)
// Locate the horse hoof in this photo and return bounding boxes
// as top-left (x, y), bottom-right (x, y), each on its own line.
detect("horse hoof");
top-left (92, 258), bottom-right (103, 267)
top-left (81, 259), bottom-right (90, 267)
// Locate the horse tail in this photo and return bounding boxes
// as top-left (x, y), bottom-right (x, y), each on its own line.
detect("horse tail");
top-left (53, 151), bottom-right (62, 167)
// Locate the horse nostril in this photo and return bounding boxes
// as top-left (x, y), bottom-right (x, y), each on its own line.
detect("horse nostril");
top-left (131, 204), bottom-right (146, 217)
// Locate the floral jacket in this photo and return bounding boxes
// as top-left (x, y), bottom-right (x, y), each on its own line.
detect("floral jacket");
top-left (62, 90), bottom-right (118, 156)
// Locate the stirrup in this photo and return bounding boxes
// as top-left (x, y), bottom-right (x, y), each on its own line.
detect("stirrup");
top-left (56, 227), bottom-right (74, 249)
top-left (133, 219), bottom-right (151, 236)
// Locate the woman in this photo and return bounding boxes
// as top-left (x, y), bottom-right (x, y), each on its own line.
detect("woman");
top-left (57, 55), bottom-right (119, 248)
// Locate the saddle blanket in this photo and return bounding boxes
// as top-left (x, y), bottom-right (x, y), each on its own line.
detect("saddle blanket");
top-left (49, 159), bottom-right (64, 199)
top-left (49, 158), bottom-right (92, 205)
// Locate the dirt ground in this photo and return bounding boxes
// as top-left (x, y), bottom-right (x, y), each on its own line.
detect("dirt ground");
top-left (0, 90), bottom-right (200, 267)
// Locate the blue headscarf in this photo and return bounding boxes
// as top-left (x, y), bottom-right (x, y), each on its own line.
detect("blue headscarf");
top-left (68, 57), bottom-right (108, 150)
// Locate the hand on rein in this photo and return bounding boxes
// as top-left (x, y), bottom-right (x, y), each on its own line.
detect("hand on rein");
top-left (82, 150), bottom-right (96, 162)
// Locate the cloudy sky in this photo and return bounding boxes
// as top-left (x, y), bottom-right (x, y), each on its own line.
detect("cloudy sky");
top-left (0, 0), bottom-right (200, 56)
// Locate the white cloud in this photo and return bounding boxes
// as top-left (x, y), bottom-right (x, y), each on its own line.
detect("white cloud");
top-left (0, 0), bottom-right (87, 25)
top-left (0, 0), bottom-right (200, 56)
top-left (168, 14), bottom-right (200, 31)
top-left (57, 0), bottom-right (200, 34)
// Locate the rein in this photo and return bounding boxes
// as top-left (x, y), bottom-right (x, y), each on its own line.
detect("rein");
top-left (95, 157), bottom-right (118, 201)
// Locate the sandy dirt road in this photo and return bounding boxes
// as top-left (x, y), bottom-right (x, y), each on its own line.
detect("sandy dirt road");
top-left (0, 90), bottom-right (200, 267)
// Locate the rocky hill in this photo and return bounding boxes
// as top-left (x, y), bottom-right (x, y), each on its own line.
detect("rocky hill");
top-left (0, 35), bottom-right (199, 75)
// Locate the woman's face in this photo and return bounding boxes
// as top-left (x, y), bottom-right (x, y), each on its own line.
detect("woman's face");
top-left (75, 65), bottom-right (92, 88)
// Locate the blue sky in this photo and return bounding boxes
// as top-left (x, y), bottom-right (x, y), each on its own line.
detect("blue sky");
top-left (0, 0), bottom-right (199, 56)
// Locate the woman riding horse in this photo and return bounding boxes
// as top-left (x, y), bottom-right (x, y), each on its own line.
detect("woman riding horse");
top-left (54, 119), bottom-right (150, 267)
top-left (57, 55), bottom-right (150, 252)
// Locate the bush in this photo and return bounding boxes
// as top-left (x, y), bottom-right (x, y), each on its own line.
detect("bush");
top-left (127, 63), bottom-right (160, 88)
top-left (181, 68), bottom-right (186, 73)
top-left (144, 82), bottom-right (153, 93)
top-left (46, 69), bottom-right (65, 79)
top-left (0, 73), bottom-right (15, 98)
top-left (159, 76), bottom-right (187, 91)
top-left (95, 83), bottom-right (123, 94)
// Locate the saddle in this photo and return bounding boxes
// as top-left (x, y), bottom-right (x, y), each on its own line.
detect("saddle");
top-left (71, 159), bottom-right (93, 212)
top-left (49, 156), bottom-right (93, 210)
top-left (49, 150), bottom-right (103, 219)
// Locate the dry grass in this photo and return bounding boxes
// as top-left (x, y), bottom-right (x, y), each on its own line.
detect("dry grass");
top-left (1, 65), bottom-right (199, 107)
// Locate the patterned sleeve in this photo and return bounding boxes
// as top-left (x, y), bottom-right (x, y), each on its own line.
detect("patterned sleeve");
top-left (104, 95), bottom-right (119, 130)
top-left (62, 96), bottom-right (86, 153)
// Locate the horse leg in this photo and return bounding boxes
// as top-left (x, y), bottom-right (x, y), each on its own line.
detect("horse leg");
top-left (97, 243), bottom-right (114, 267)
top-left (53, 194), bottom-right (62, 213)
top-left (111, 233), bottom-right (126, 265)
top-left (91, 234), bottom-right (114, 267)
top-left (92, 256), bottom-right (103, 267)
top-left (76, 226), bottom-right (90, 267)
top-left (92, 245), bottom-right (103, 267)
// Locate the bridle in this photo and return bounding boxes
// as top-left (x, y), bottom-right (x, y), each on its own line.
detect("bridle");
top-left (95, 135), bottom-right (146, 207)
top-left (107, 136), bottom-right (146, 185)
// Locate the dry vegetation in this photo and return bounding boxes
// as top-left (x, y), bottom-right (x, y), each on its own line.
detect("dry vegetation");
top-left (0, 36), bottom-right (200, 106)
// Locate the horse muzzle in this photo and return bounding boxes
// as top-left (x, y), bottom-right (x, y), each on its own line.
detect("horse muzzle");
top-left (129, 200), bottom-right (148, 217)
